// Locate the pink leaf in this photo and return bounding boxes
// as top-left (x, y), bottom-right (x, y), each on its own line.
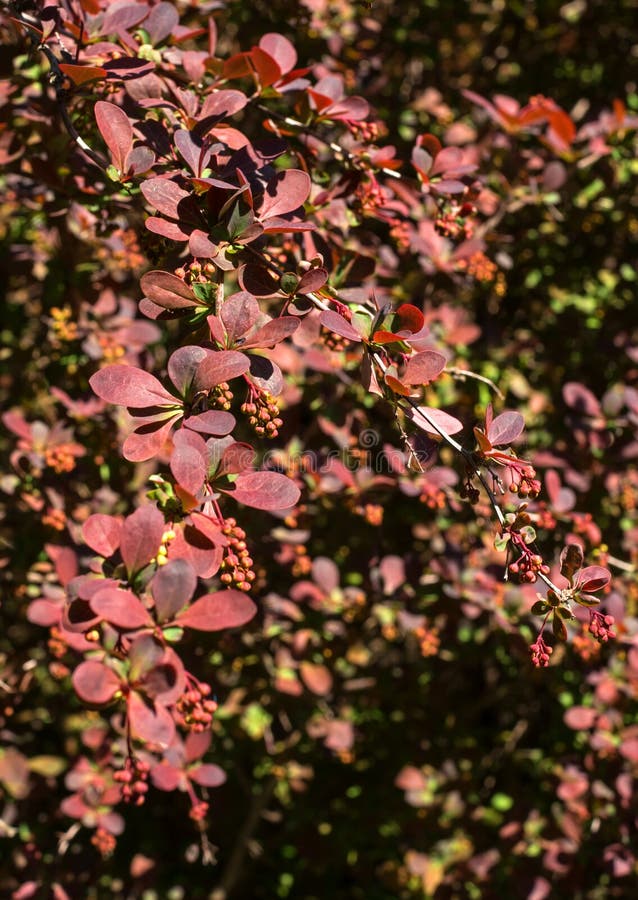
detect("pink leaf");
top-left (259, 33), bottom-right (297, 75)
top-left (487, 411), bottom-right (525, 446)
top-left (319, 311), bottom-right (363, 342)
top-left (90, 365), bottom-right (176, 408)
top-left (190, 764), bottom-right (226, 787)
top-left (170, 439), bottom-right (207, 496)
top-left (240, 316), bottom-right (300, 349)
top-left (128, 692), bottom-right (175, 747)
top-left (94, 101), bottom-right (132, 173)
top-left (151, 762), bottom-right (182, 791)
top-left (176, 589), bottom-right (257, 631)
top-left (72, 661), bottom-right (121, 705)
top-left (90, 587), bottom-right (151, 629)
top-left (403, 350), bottom-right (447, 385)
top-left (225, 471), bottom-right (300, 510)
top-left (407, 406), bottom-right (464, 438)
top-left (151, 559), bottom-right (197, 624)
top-left (564, 706), bottom-right (598, 730)
top-left (82, 514), bottom-right (122, 557)
top-left (120, 506), bottom-right (165, 577)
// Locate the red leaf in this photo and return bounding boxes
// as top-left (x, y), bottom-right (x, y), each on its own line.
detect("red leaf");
top-left (300, 662), bottom-right (333, 696)
top-left (151, 559), bottom-right (197, 623)
top-left (72, 661), bottom-right (121, 705)
top-left (94, 101), bottom-right (132, 173)
top-left (123, 415), bottom-right (178, 463)
top-left (90, 364), bottom-right (176, 408)
top-left (249, 46), bottom-right (281, 88)
top-left (225, 471), bottom-right (300, 510)
top-left (90, 587), bottom-right (151, 629)
top-left (259, 33), bottom-right (297, 75)
top-left (140, 270), bottom-right (198, 310)
top-left (151, 762), bottom-right (182, 791)
top-left (120, 506), bottom-right (165, 577)
top-left (176, 590), bottom-right (257, 631)
top-left (258, 170), bottom-right (311, 219)
top-left (128, 692), bottom-right (175, 747)
top-left (396, 304), bottom-right (425, 334)
top-left (487, 411), bottom-right (525, 446)
top-left (408, 406), bottom-right (464, 438)
top-left (564, 706), bottom-right (598, 730)
top-left (297, 267), bottom-right (328, 293)
top-left (82, 514), bottom-right (122, 558)
top-left (140, 178), bottom-right (198, 221)
top-left (61, 64), bottom-right (107, 86)
top-left (577, 566), bottom-right (611, 593)
top-left (170, 437), bottom-right (207, 496)
top-left (241, 316), bottom-right (300, 349)
top-left (403, 351), bottom-right (447, 385)
top-left (144, 1), bottom-right (179, 45)
top-left (319, 311), bottom-right (362, 342)
top-left (220, 291), bottom-right (260, 343)
top-left (193, 350), bottom-right (250, 390)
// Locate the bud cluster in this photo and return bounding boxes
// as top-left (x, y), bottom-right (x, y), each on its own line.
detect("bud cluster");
top-left (211, 381), bottom-right (234, 411)
top-left (240, 391), bottom-right (283, 438)
top-left (175, 679), bottom-right (218, 733)
top-left (114, 756), bottom-right (151, 806)
top-left (509, 464), bottom-right (542, 499)
top-left (530, 635), bottom-right (553, 668)
top-left (589, 610), bottom-right (616, 643)
top-left (220, 517), bottom-right (255, 591)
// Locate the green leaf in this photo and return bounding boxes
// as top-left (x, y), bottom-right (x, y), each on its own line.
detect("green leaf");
top-left (519, 525), bottom-right (536, 544)
top-left (531, 600), bottom-right (550, 616)
top-left (280, 272), bottom-right (299, 294)
top-left (192, 282), bottom-right (216, 305)
top-left (552, 613), bottom-right (568, 642)
top-left (27, 755), bottom-right (67, 777)
top-left (494, 533), bottom-right (511, 552)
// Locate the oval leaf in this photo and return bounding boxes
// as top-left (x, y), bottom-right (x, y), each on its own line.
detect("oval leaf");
top-left (225, 471), bottom-right (300, 510)
top-left (72, 661), bottom-right (121, 705)
top-left (176, 589), bottom-right (257, 631)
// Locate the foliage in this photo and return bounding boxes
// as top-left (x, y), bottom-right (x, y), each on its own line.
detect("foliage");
top-left (1, 0), bottom-right (637, 897)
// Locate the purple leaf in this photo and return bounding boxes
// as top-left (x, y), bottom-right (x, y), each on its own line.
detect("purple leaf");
top-left (90, 365), bottom-right (176, 408)
top-left (94, 101), bottom-right (132, 173)
top-left (144, 1), bottom-right (179, 45)
top-left (151, 559), bottom-right (197, 624)
top-left (297, 267), bottom-right (328, 293)
top-left (257, 170), bottom-right (311, 219)
top-left (72, 661), bottom-right (121, 705)
top-left (487, 411), bottom-right (525, 446)
top-left (577, 566), bottom-right (611, 593)
top-left (563, 382), bottom-right (602, 417)
top-left (120, 506), bottom-right (165, 577)
top-left (200, 89), bottom-right (247, 119)
top-left (193, 350), bottom-right (249, 390)
top-left (90, 587), bottom-right (152, 629)
top-left (124, 145), bottom-right (155, 176)
top-left (403, 350), bottom-right (446, 385)
top-left (176, 590), bottom-right (257, 631)
top-left (140, 177), bottom-right (200, 222)
top-left (167, 345), bottom-right (210, 396)
top-left (240, 316), bottom-right (299, 349)
top-left (247, 355), bottom-right (283, 395)
top-left (220, 291), bottom-right (260, 342)
top-left (225, 471), bottom-right (300, 510)
top-left (82, 514), bottom-right (122, 558)
top-left (319, 310), bottom-right (363, 342)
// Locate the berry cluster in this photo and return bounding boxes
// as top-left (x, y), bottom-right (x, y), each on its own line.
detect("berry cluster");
top-left (240, 391), bottom-right (283, 438)
top-left (321, 326), bottom-right (351, 352)
top-left (530, 635), bottom-right (553, 667)
top-left (589, 610), bottom-right (616, 643)
top-left (509, 465), bottom-right (542, 499)
top-left (508, 549), bottom-right (549, 583)
top-left (174, 260), bottom-right (216, 284)
top-left (414, 623), bottom-right (440, 658)
top-left (189, 800), bottom-right (210, 822)
top-left (211, 381), bottom-right (234, 411)
top-left (435, 200), bottom-right (475, 240)
top-left (114, 756), bottom-right (150, 806)
top-left (91, 826), bottom-right (117, 858)
top-left (220, 518), bottom-right (255, 591)
top-left (175, 679), bottom-right (218, 733)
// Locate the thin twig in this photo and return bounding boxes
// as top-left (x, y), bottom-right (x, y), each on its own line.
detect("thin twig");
top-left (445, 366), bottom-right (504, 400)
